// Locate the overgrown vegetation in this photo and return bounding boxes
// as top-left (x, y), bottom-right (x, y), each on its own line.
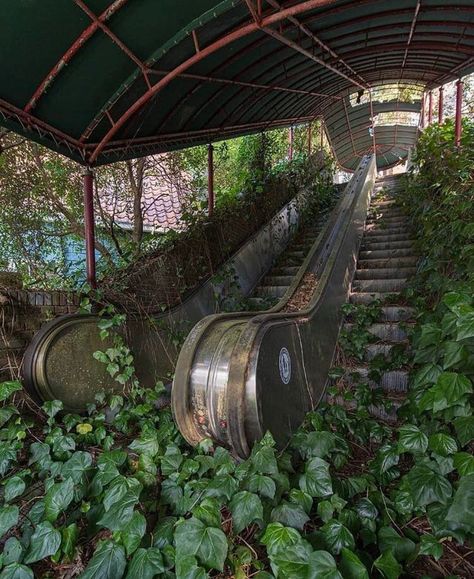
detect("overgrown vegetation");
top-left (0, 121), bottom-right (473, 578)
top-left (0, 122), bottom-right (326, 289)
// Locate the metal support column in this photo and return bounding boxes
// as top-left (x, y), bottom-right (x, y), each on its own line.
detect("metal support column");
top-left (428, 91), bottom-right (433, 125)
top-left (455, 79), bottom-right (463, 147)
top-left (420, 92), bottom-right (425, 128)
top-left (308, 123), bottom-right (312, 155)
top-left (438, 86), bottom-right (444, 124)
top-left (208, 143), bottom-right (214, 216)
top-left (289, 126), bottom-right (294, 160)
top-left (82, 168), bottom-right (97, 289)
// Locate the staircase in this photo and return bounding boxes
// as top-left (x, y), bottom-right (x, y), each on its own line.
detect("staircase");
top-left (337, 177), bottom-right (418, 420)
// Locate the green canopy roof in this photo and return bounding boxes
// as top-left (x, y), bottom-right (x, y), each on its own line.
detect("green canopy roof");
top-left (1, 0), bottom-right (473, 169)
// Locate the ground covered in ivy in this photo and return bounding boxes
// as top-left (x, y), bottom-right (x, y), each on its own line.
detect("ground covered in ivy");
top-left (0, 120), bottom-right (473, 578)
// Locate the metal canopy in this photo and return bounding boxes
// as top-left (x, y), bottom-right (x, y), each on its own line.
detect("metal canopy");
top-left (1, 0), bottom-right (473, 169)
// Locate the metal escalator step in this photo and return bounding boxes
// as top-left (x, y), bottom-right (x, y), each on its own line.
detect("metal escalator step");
top-left (361, 240), bottom-right (415, 251)
top-left (355, 267), bottom-right (417, 280)
top-left (368, 403), bottom-right (400, 422)
top-left (365, 224), bottom-right (408, 234)
top-left (358, 257), bottom-right (418, 269)
top-left (255, 285), bottom-right (289, 298)
top-left (365, 343), bottom-right (398, 360)
top-left (379, 306), bottom-right (416, 322)
top-left (359, 248), bottom-right (415, 259)
top-left (365, 219), bottom-right (408, 229)
top-left (245, 297), bottom-right (268, 309)
top-left (352, 278), bottom-right (408, 293)
top-left (285, 251), bottom-right (305, 259)
top-left (271, 266), bottom-right (300, 276)
top-left (262, 275), bottom-right (294, 286)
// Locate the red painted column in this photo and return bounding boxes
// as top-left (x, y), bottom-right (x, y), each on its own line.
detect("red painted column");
top-left (208, 143), bottom-right (214, 217)
top-left (288, 126), bottom-right (294, 160)
top-left (82, 168), bottom-right (97, 289)
top-left (420, 93), bottom-right (425, 128)
top-left (455, 79), bottom-right (463, 147)
top-left (308, 123), bottom-right (312, 155)
top-left (438, 86), bottom-right (444, 124)
top-left (428, 91), bottom-right (433, 125)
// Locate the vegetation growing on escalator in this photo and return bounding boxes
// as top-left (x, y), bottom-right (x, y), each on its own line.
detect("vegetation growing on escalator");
top-left (0, 122), bottom-right (472, 577)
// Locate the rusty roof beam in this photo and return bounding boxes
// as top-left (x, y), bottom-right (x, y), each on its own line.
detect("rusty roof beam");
top-left (24, 0), bottom-right (128, 113)
top-left (401, 0), bottom-right (422, 71)
top-left (265, 0), bottom-right (368, 87)
top-left (262, 26), bottom-right (368, 90)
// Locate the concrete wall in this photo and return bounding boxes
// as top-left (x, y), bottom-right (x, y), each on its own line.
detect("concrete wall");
top-left (0, 283), bottom-right (80, 382)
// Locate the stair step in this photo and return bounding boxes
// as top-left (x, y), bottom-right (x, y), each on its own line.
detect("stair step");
top-left (357, 257), bottom-right (418, 269)
top-left (355, 267), bottom-right (417, 280)
top-left (379, 306), bottom-right (416, 322)
top-left (255, 285), bottom-right (289, 298)
top-left (347, 367), bottom-right (409, 392)
top-left (352, 278), bottom-right (408, 293)
top-left (365, 343), bottom-right (398, 360)
top-left (363, 232), bottom-right (412, 242)
top-left (350, 292), bottom-right (400, 305)
top-left (361, 240), bottom-right (415, 251)
top-left (344, 322), bottom-right (410, 342)
top-left (359, 248), bottom-right (416, 260)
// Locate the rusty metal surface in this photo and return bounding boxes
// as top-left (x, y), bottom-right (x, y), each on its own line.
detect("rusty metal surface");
top-left (172, 155), bottom-right (376, 458)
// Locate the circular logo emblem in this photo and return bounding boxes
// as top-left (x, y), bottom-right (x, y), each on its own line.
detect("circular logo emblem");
top-left (279, 347), bottom-right (292, 385)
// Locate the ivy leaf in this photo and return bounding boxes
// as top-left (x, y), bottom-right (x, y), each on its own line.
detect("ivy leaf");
top-left (428, 433), bottom-right (458, 457)
top-left (125, 548), bottom-right (165, 579)
top-left (289, 489), bottom-right (313, 514)
top-left (373, 550), bottom-right (402, 579)
top-left (160, 445), bottom-right (183, 476)
top-left (3, 537), bottom-right (24, 566)
top-left (299, 457), bottom-right (333, 498)
top-left (446, 474), bottom-right (474, 531)
top-left (307, 550), bottom-right (342, 579)
top-left (419, 534), bottom-right (443, 561)
top-left (271, 501), bottom-right (309, 531)
top-left (81, 540), bottom-right (126, 579)
top-left (339, 548), bottom-right (369, 579)
top-left (122, 511), bottom-right (146, 556)
top-left (24, 521), bottom-right (61, 564)
top-left (453, 452), bottom-right (474, 476)
top-left (251, 445), bottom-right (278, 474)
top-left (28, 442), bottom-right (50, 467)
top-left (398, 424), bottom-right (428, 454)
top-left (244, 473), bottom-right (276, 500)
top-left (454, 416), bottom-right (474, 446)
top-left (317, 500), bottom-right (335, 523)
top-left (456, 312), bottom-right (474, 340)
top-left (406, 464), bottom-right (452, 507)
top-left (261, 523), bottom-right (302, 555)
top-left (175, 517), bottom-right (228, 571)
top-left (299, 431), bottom-right (336, 459)
top-left (44, 477), bottom-right (74, 522)
top-left (356, 498), bottom-right (378, 520)
top-left (321, 519), bottom-right (355, 555)
top-left (270, 541), bottom-right (312, 578)
top-left (0, 443), bottom-right (18, 477)
top-left (378, 527), bottom-right (416, 562)
top-left (442, 341), bottom-right (466, 369)
top-left (206, 474), bottom-right (238, 501)
top-left (61, 523), bottom-right (79, 562)
top-left (99, 492), bottom-right (139, 531)
top-left (421, 372), bottom-right (472, 413)
top-left (0, 563), bottom-right (34, 579)
top-left (61, 451), bottom-right (93, 483)
top-left (193, 498), bottom-right (221, 528)
top-left (175, 555), bottom-right (207, 579)
top-left (0, 505), bottom-right (19, 539)
top-left (0, 381), bottom-right (22, 402)
top-left (230, 491), bottom-right (263, 533)
top-left (3, 476), bottom-right (26, 503)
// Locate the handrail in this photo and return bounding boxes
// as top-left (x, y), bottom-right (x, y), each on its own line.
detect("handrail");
top-left (172, 155), bottom-right (376, 458)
